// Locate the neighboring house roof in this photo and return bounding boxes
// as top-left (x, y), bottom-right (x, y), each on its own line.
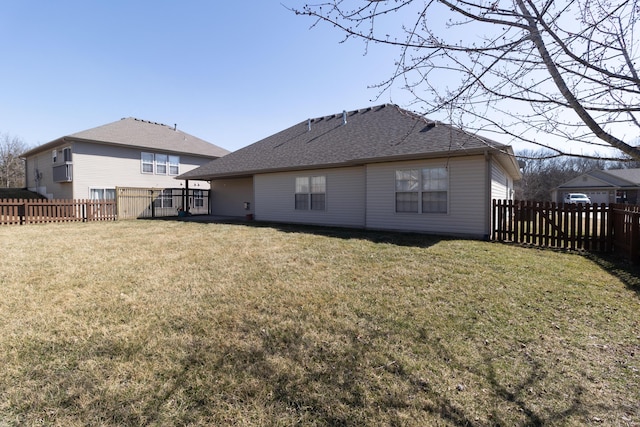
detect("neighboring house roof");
top-left (180, 104), bottom-right (520, 180)
top-left (599, 168), bottom-right (640, 185)
top-left (557, 168), bottom-right (640, 189)
top-left (21, 118), bottom-right (230, 159)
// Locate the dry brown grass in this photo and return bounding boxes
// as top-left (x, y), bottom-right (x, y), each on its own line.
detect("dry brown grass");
top-left (0, 220), bottom-right (638, 426)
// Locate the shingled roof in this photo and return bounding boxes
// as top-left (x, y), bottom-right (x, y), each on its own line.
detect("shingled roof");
top-left (179, 104), bottom-right (518, 180)
top-left (22, 117), bottom-right (230, 158)
top-left (561, 169), bottom-right (640, 188)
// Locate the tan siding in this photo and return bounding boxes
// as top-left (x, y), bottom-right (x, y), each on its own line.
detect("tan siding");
top-left (211, 177), bottom-right (254, 217)
top-left (71, 142), bottom-right (212, 199)
top-left (365, 156), bottom-right (488, 237)
top-left (25, 147), bottom-right (72, 199)
top-left (254, 167), bottom-right (365, 227)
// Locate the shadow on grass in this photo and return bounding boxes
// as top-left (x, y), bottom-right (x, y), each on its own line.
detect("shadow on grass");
top-left (152, 319), bottom-right (596, 426)
top-left (586, 252), bottom-right (640, 296)
top-left (162, 215), bottom-right (451, 250)
top-left (253, 221), bottom-right (450, 249)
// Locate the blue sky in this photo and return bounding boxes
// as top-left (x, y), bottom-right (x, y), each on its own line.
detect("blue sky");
top-left (0, 1), bottom-right (413, 152)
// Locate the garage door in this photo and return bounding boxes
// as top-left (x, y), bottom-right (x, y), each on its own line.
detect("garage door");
top-left (584, 191), bottom-right (611, 205)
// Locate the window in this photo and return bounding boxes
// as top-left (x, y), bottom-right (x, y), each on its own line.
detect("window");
top-left (395, 170), bottom-right (419, 212)
top-left (63, 147), bottom-right (72, 162)
top-left (168, 155), bottom-right (179, 175)
top-left (141, 152), bottom-right (154, 173)
top-left (422, 167), bottom-right (448, 213)
top-left (395, 167), bottom-right (448, 213)
top-left (310, 176), bottom-right (326, 210)
top-left (141, 152), bottom-right (180, 175)
top-left (155, 154), bottom-right (168, 175)
top-left (153, 189), bottom-right (173, 208)
top-left (295, 177), bottom-right (309, 210)
top-left (193, 190), bottom-right (204, 207)
top-left (295, 176), bottom-right (326, 210)
top-left (90, 188), bottom-right (116, 200)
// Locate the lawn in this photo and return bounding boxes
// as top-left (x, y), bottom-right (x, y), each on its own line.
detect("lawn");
top-left (0, 220), bottom-right (638, 426)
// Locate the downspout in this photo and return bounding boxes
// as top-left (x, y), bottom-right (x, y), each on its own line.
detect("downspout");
top-left (485, 151), bottom-right (492, 241)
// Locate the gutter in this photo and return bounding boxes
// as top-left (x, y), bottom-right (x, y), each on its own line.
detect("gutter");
top-left (180, 147), bottom-right (498, 181)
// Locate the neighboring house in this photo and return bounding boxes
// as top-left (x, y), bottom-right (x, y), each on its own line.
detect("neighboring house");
top-left (180, 104), bottom-right (521, 238)
top-left (552, 168), bottom-right (640, 205)
top-left (21, 118), bottom-right (229, 203)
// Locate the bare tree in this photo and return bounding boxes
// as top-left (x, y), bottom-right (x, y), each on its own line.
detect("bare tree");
top-left (0, 133), bottom-right (28, 188)
top-left (292, 0), bottom-right (640, 161)
top-left (516, 149), bottom-right (610, 200)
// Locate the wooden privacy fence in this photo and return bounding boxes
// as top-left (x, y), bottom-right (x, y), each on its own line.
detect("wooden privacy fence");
top-left (0, 198), bottom-right (116, 225)
top-left (116, 187), bottom-right (210, 220)
top-left (609, 204), bottom-right (640, 260)
top-left (492, 200), bottom-right (640, 261)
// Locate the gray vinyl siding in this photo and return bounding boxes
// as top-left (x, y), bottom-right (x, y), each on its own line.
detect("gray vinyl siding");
top-left (25, 147), bottom-right (73, 199)
top-left (365, 156), bottom-right (488, 237)
top-left (210, 177), bottom-right (254, 217)
top-left (254, 167), bottom-right (365, 227)
top-left (490, 159), bottom-right (512, 201)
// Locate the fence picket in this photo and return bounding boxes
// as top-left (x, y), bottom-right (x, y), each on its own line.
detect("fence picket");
top-left (493, 200), bottom-right (640, 262)
top-left (0, 198), bottom-right (116, 225)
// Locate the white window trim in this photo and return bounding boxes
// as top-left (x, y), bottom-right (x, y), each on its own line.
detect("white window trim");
top-left (89, 187), bottom-right (116, 200)
top-left (168, 155), bottom-right (180, 176)
top-left (141, 152), bottom-right (180, 175)
top-left (141, 152), bottom-right (154, 174)
top-left (395, 167), bottom-right (449, 214)
top-left (295, 175), bottom-right (326, 211)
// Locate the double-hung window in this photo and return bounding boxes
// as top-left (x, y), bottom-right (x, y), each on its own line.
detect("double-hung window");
top-left (141, 152), bottom-right (154, 173)
top-left (141, 152), bottom-right (180, 175)
top-left (193, 189), bottom-right (204, 207)
top-left (168, 155), bottom-right (179, 175)
top-left (395, 170), bottom-right (420, 212)
top-left (155, 154), bottom-right (168, 175)
top-left (395, 167), bottom-right (448, 213)
top-left (153, 189), bottom-right (173, 208)
top-left (421, 167), bottom-right (448, 213)
top-left (295, 176), bottom-right (326, 210)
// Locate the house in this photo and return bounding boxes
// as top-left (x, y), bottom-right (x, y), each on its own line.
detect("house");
top-left (552, 168), bottom-right (640, 205)
top-left (21, 118), bottom-right (229, 214)
top-left (180, 104), bottom-right (521, 238)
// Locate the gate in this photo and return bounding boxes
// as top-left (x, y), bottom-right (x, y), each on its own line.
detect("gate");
top-left (116, 187), bottom-right (210, 219)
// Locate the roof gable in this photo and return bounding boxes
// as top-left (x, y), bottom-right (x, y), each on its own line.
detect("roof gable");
top-left (556, 168), bottom-right (640, 189)
top-left (22, 118), bottom-right (230, 158)
top-left (557, 172), bottom-right (619, 188)
top-left (181, 104), bottom-right (519, 180)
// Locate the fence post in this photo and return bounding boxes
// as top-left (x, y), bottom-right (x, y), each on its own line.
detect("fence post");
top-left (150, 190), bottom-right (155, 218)
top-left (22, 200), bottom-right (28, 225)
top-left (631, 210), bottom-right (640, 260)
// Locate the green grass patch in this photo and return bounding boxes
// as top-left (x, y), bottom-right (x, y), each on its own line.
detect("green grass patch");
top-left (0, 221), bottom-right (638, 426)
